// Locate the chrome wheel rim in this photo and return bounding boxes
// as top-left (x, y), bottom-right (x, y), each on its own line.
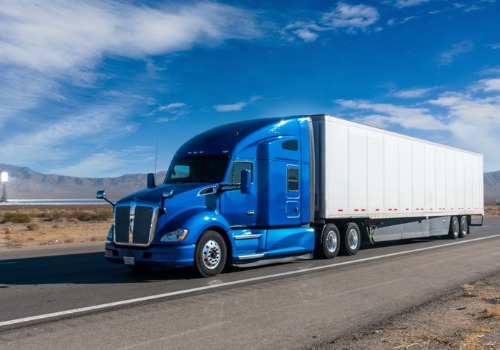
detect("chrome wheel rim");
top-left (453, 219), bottom-right (459, 236)
top-left (347, 228), bottom-right (359, 251)
top-left (202, 239), bottom-right (221, 270)
top-left (460, 217), bottom-right (467, 236)
top-left (325, 230), bottom-right (338, 253)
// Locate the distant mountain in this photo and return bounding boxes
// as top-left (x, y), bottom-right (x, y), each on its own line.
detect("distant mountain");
top-left (0, 164), bottom-right (166, 200)
top-left (0, 163), bottom-right (499, 204)
top-left (484, 170), bottom-right (500, 205)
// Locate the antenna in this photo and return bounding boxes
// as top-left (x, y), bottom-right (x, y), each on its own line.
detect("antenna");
top-left (154, 139), bottom-right (159, 182)
top-left (234, 131), bottom-right (239, 154)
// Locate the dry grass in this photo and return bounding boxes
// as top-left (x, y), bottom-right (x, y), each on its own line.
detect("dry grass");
top-left (484, 205), bottom-right (500, 216)
top-left (0, 206), bottom-right (113, 248)
top-left (310, 270), bottom-right (500, 350)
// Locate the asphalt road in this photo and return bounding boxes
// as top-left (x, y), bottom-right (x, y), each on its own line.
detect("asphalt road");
top-left (1, 217), bottom-right (499, 349)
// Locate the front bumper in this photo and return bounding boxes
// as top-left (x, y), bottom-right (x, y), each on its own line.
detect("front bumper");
top-left (104, 243), bottom-right (196, 269)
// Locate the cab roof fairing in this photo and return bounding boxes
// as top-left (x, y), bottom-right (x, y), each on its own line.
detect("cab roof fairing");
top-left (173, 116), bottom-right (307, 158)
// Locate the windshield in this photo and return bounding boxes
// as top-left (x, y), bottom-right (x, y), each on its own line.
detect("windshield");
top-left (165, 155), bottom-right (230, 184)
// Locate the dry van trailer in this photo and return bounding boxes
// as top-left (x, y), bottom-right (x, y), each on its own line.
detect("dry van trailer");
top-left (310, 115), bottom-right (484, 257)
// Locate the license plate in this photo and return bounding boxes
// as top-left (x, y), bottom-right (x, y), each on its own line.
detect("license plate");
top-left (124, 256), bottom-right (135, 265)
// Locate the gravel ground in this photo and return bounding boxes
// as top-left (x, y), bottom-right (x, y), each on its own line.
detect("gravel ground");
top-left (309, 273), bottom-right (500, 350)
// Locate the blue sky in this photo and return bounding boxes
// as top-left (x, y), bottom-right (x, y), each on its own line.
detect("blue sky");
top-left (0, 0), bottom-right (499, 178)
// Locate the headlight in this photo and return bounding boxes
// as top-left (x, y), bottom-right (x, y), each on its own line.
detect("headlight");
top-left (161, 228), bottom-right (188, 242)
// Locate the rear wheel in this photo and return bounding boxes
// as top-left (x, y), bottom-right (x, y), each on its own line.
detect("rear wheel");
top-left (448, 216), bottom-right (459, 239)
top-left (458, 216), bottom-right (468, 238)
top-left (195, 230), bottom-right (227, 277)
top-left (314, 223), bottom-right (340, 259)
top-left (341, 222), bottom-right (361, 256)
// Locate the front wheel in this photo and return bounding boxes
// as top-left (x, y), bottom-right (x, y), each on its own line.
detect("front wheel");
top-left (314, 223), bottom-right (340, 259)
top-left (195, 231), bottom-right (227, 277)
top-left (341, 222), bottom-right (361, 256)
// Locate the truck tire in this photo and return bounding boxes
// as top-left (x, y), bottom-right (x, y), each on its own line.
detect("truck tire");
top-left (314, 223), bottom-right (340, 259)
top-left (341, 222), bottom-right (361, 256)
top-left (448, 216), bottom-right (459, 239)
top-left (458, 216), bottom-right (468, 238)
top-left (195, 230), bottom-right (227, 277)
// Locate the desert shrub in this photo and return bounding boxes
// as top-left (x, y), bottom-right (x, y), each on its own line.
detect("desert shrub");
top-left (26, 223), bottom-right (40, 231)
top-left (94, 209), bottom-right (113, 221)
top-left (3, 212), bottom-right (31, 224)
top-left (73, 209), bottom-right (113, 222)
top-left (74, 211), bottom-right (93, 221)
top-left (50, 210), bottom-right (65, 221)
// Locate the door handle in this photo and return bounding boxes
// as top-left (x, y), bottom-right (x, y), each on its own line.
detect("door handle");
top-left (247, 210), bottom-right (255, 216)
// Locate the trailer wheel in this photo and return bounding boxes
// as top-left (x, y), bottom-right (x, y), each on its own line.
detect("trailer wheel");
top-left (315, 224), bottom-right (340, 259)
top-left (448, 216), bottom-right (459, 239)
top-left (458, 216), bottom-right (468, 238)
top-left (341, 222), bottom-right (361, 256)
top-left (195, 230), bottom-right (227, 277)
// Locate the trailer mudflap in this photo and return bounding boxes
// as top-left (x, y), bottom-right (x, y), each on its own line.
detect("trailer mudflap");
top-left (469, 215), bottom-right (484, 227)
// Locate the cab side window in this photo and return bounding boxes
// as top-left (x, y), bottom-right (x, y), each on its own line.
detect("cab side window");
top-left (230, 161), bottom-right (253, 184)
top-left (287, 167), bottom-right (299, 192)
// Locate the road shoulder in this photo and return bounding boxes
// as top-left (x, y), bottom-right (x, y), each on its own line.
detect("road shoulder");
top-left (311, 272), bottom-right (500, 350)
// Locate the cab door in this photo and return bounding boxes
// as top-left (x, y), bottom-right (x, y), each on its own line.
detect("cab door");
top-left (285, 164), bottom-right (301, 224)
top-left (256, 137), bottom-right (302, 227)
top-left (220, 161), bottom-right (256, 227)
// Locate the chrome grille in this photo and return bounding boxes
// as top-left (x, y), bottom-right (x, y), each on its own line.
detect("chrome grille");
top-left (114, 203), bottom-right (158, 246)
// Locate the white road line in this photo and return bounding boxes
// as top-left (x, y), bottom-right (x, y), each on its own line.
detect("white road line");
top-left (1, 234), bottom-right (499, 328)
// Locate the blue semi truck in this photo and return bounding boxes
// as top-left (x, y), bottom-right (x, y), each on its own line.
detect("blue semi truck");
top-left (97, 114), bottom-right (484, 277)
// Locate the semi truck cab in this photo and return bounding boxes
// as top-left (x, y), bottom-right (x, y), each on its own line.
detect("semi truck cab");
top-left (100, 116), bottom-right (316, 277)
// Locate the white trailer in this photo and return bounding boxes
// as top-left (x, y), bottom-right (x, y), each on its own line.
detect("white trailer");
top-left (310, 115), bottom-right (483, 255)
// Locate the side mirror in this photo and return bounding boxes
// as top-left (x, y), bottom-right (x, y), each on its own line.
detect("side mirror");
top-left (160, 189), bottom-right (174, 214)
top-left (96, 190), bottom-right (115, 207)
top-left (240, 170), bottom-right (251, 194)
top-left (147, 173), bottom-right (156, 189)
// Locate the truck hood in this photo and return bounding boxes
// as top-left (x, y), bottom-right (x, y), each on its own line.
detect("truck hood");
top-left (117, 182), bottom-right (216, 206)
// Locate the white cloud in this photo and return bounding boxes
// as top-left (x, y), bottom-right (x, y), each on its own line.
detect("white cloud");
top-left (151, 102), bottom-right (188, 122)
top-left (428, 91), bottom-right (500, 170)
top-left (393, 87), bottom-right (436, 98)
top-left (294, 28), bottom-right (319, 42)
top-left (0, 0), bottom-right (259, 125)
top-left (321, 2), bottom-right (380, 34)
top-left (437, 41), bottom-right (474, 66)
top-left (480, 65), bottom-right (500, 75)
top-left (335, 99), bottom-right (447, 130)
top-left (335, 79), bottom-right (500, 171)
top-left (214, 101), bottom-right (248, 112)
top-left (395, 0), bottom-right (430, 8)
top-left (158, 103), bottom-right (187, 111)
top-left (0, 107), bottom-right (136, 166)
top-left (214, 96), bottom-right (261, 112)
top-left (0, 69), bottom-right (63, 128)
top-left (284, 2), bottom-right (380, 42)
top-left (49, 148), bottom-right (154, 178)
top-left (473, 78), bottom-right (500, 92)
top-left (0, 1), bottom-right (260, 175)
top-left (0, 1), bottom-right (259, 76)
